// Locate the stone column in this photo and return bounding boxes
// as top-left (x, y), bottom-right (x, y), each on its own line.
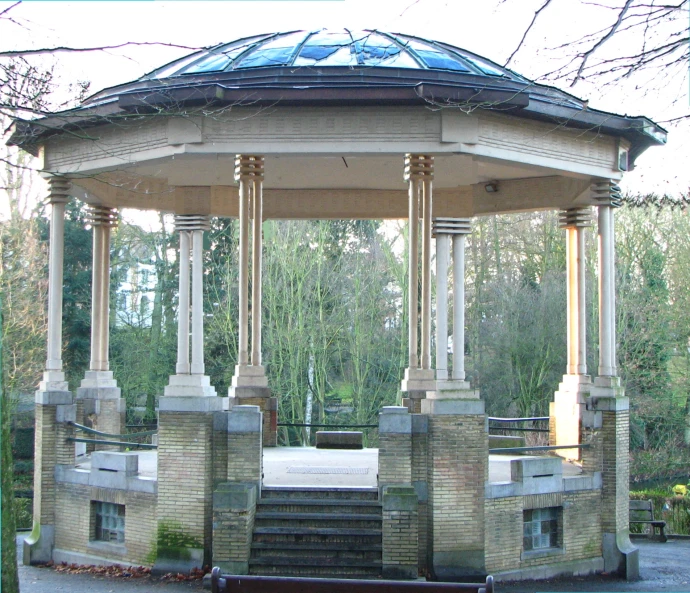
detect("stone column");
top-left (588, 180), bottom-right (637, 578)
top-left (432, 218), bottom-right (475, 398)
top-left (551, 208), bottom-right (593, 459)
top-left (26, 177), bottom-right (75, 565)
top-left (164, 215), bottom-right (216, 397)
top-left (229, 155), bottom-right (277, 447)
top-left (76, 206), bottom-right (123, 448)
top-left (156, 214), bottom-right (220, 573)
top-left (401, 155), bottom-right (436, 412)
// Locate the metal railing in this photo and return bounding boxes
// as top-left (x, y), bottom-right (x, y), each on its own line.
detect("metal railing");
top-left (67, 421), bottom-right (157, 450)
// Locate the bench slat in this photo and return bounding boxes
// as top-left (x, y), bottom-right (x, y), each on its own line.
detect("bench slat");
top-left (211, 570), bottom-right (494, 593)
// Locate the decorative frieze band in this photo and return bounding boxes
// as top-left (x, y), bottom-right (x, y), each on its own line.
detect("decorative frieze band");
top-left (234, 155), bottom-right (265, 181)
top-left (558, 207), bottom-right (593, 229)
top-left (432, 217), bottom-right (471, 237)
top-left (174, 214), bottom-right (211, 232)
top-left (591, 180), bottom-right (622, 208)
top-left (86, 206), bottom-right (119, 228)
top-left (46, 177), bottom-right (71, 204)
top-left (403, 154), bottom-right (434, 181)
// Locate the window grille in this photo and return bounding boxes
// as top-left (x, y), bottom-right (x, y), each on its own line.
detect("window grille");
top-left (94, 502), bottom-right (125, 543)
top-left (523, 507), bottom-right (558, 551)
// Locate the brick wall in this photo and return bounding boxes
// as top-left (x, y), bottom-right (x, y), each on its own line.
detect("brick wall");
top-left (157, 411), bottom-right (215, 552)
top-left (55, 482), bottom-right (157, 566)
top-left (34, 404), bottom-right (56, 526)
top-left (485, 489), bottom-right (602, 573)
top-left (411, 420), bottom-right (429, 575)
top-left (602, 409), bottom-right (629, 535)
top-left (378, 432), bottom-right (412, 485)
top-left (227, 432), bottom-right (262, 484)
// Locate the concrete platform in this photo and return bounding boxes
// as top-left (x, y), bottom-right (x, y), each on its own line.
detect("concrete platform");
top-left (75, 448), bottom-right (582, 487)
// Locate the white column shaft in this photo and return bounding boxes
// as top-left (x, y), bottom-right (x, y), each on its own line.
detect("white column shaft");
top-left (251, 179), bottom-right (263, 366)
top-left (435, 234), bottom-right (449, 380)
top-left (598, 205), bottom-right (614, 376)
top-left (421, 179), bottom-right (432, 370)
top-left (608, 210), bottom-right (617, 375)
top-left (238, 179), bottom-right (250, 366)
top-left (176, 231), bottom-right (191, 374)
top-left (452, 234), bottom-right (466, 381)
top-left (46, 201), bottom-right (66, 371)
top-left (191, 229), bottom-right (205, 374)
top-left (90, 224), bottom-right (104, 371)
top-left (408, 180), bottom-right (419, 369)
top-left (566, 228), bottom-right (578, 375)
top-left (577, 227), bottom-right (587, 375)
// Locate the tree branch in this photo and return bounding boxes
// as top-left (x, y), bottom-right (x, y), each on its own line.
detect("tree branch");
top-left (504, 0), bottom-right (554, 66)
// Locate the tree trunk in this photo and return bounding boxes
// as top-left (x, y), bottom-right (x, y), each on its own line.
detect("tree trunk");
top-left (1, 295), bottom-right (20, 593)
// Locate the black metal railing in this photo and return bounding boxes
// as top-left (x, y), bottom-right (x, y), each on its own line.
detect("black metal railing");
top-left (67, 421), bottom-right (157, 450)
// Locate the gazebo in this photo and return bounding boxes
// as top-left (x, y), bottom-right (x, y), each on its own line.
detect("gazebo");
top-left (11, 29), bottom-right (666, 581)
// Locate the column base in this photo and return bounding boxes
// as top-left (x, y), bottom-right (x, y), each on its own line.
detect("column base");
top-left (603, 532), bottom-right (639, 580)
top-left (38, 370), bottom-right (69, 393)
top-left (401, 368), bottom-right (436, 393)
top-left (229, 366), bottom-right (275, 446)
top-left (23, 523), bottom-right (54, 565)
top-left (431, 380), bottom-right (479, 399)
top-left (164, 374), bottom-right (217, 397)
top-left (77, 371), bottom-right (121, 398)
top-left (552, 374), bottom-right (592, 460)
top-left (591, 375), bottom-right (625, 397)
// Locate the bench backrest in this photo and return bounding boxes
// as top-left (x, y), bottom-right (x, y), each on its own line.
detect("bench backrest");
top-left (630, 499), bottom-right (655, 519)
top-left (211, 570), bottom-right (494, 593)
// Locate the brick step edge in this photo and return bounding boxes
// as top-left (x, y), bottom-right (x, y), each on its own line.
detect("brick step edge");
top-left (251, 542), bottom-right (382, 551)
top-left (258, 498), bottom-right (381, 507)
top-left (255, 512), bottom-right (382, 521)
top-left (253, 527), bottom-right (382, 536)
top-left (249, 557), bottom-right (382, 568)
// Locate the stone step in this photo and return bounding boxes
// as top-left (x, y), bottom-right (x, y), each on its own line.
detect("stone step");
top-left (260, 486), bottom-right (378, 501)
top-left (254, 512), bottom-right (382, 530)
top-left (257, 499), bottom-right (382, 515)
top-left (248, 563), bottom-right (382, 579)
top-left (249, 556), bottom-right (381, 569)
top-left (250, 542), bottom-right (382, 561)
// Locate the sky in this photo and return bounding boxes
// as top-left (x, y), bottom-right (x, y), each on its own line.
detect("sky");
top-left (1, 0), bottom-right (688, 201)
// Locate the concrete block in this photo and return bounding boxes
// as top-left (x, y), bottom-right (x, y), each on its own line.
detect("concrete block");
top-left (563, 475), bottom-right (596, 491)
top-left (76, 386), bottom-right (121, 400)
top-left (590, 396), bottom-right (629, 412)
top-left (411, 414), bottom-right (428, 434)
top-left (485, 481), bottom-right (522, 499)
top-left (382, 485), bottom-right (418, 512)
top-left (227, 406), bottom-right (262, 433)
top-left (420, 398), bottom-right (485, 416)
top-left (159, 395), bottom-right (224, 412)
top-left (89, 468), bottom-right (127, 489)
top-left (412, 480), bottom-right (428, 503)
top-left (127, 476), bottom-right (157, 494)
top-left (511, 456), bottom-right (563, 480)
top-left (91, 451), bottom-right (139, 475)
top-left (35, 390), bottom-right (72, 405)
top-left (431, 550), bottom-right (485, 580)
top-left (315, 431), bottom-right (363, 449)
top-left (379, 407), bottom-right (412, 434)
top-left (152, 547), bottom-right (205, 575)
top-left (213, 483), bottom-right (257, 511)
top-left (55, 466), bottom-right (90, 485)
top-left (581, 409), bottom-right (602, 428)
top-left (23, 525), bottom-right (54, 565)
top-left (55, 404), bottom-right (77, 423)
top-left (493, 557), bottom-right (604, 582)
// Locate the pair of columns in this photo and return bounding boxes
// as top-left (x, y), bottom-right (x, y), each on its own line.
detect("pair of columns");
top-left (40, 176), bottom-right (119, 393)
top-left (559, 179), bottom-right (622, 381)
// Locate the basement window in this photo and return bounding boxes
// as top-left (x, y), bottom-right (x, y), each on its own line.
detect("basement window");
top-left (94, 502), bottom-right (125, 544)
top-left (523, 507), bottom-right (559, 551)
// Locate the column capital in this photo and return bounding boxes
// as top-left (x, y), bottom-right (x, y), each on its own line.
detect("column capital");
top-left (86, 205), bottom-right (119, 228)
top-left (591, 179), bottom-right (623, 208)
top-left (558, 207), bottom-right (593, 229)
top-left (432, 217), bottom-right (471, 236)
top-left (174, 214), bottom-right (211, 232)
top-left (234, 154), bottom-right (265, 180)
top-left (46, 176), bottom-right (71, 205)
top-left (403, 154), bottom-right (434, 181)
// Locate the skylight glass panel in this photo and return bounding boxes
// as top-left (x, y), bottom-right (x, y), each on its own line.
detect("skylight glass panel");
top-left (149, 52), bottom-right (206, 79)
top-left (184, 53), bottom-right (232, 74)
top-left (404, 40), bottom-right (471, 72)
top-left (463, 55), bottom-right (513, 78)
top-left (236, 32), bottom-right (309, 68)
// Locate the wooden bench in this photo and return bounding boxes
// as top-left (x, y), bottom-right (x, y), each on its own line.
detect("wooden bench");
top-left (211, 571), bottom-right (495, 593)
top-left (629, 499), bottom-right (667, 542)
top-left (315, 430), bottom-right (363, 449)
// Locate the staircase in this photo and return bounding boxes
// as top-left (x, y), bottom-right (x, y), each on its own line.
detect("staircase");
top-left (250, 486), bottom-right (382, 578)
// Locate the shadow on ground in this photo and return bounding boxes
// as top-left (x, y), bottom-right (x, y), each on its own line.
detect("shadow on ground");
top-left (17, 535), bottom-right (690, 592)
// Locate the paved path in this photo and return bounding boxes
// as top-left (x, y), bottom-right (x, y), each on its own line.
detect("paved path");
top-left (18, 535), bottom-right (690, 592)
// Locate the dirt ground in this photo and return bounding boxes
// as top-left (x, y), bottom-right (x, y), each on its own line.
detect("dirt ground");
top-left (17, 535), bottom-right (690, 592)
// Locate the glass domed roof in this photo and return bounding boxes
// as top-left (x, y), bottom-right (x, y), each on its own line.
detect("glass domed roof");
top-left (143, 29), bottom-right (527, 81)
